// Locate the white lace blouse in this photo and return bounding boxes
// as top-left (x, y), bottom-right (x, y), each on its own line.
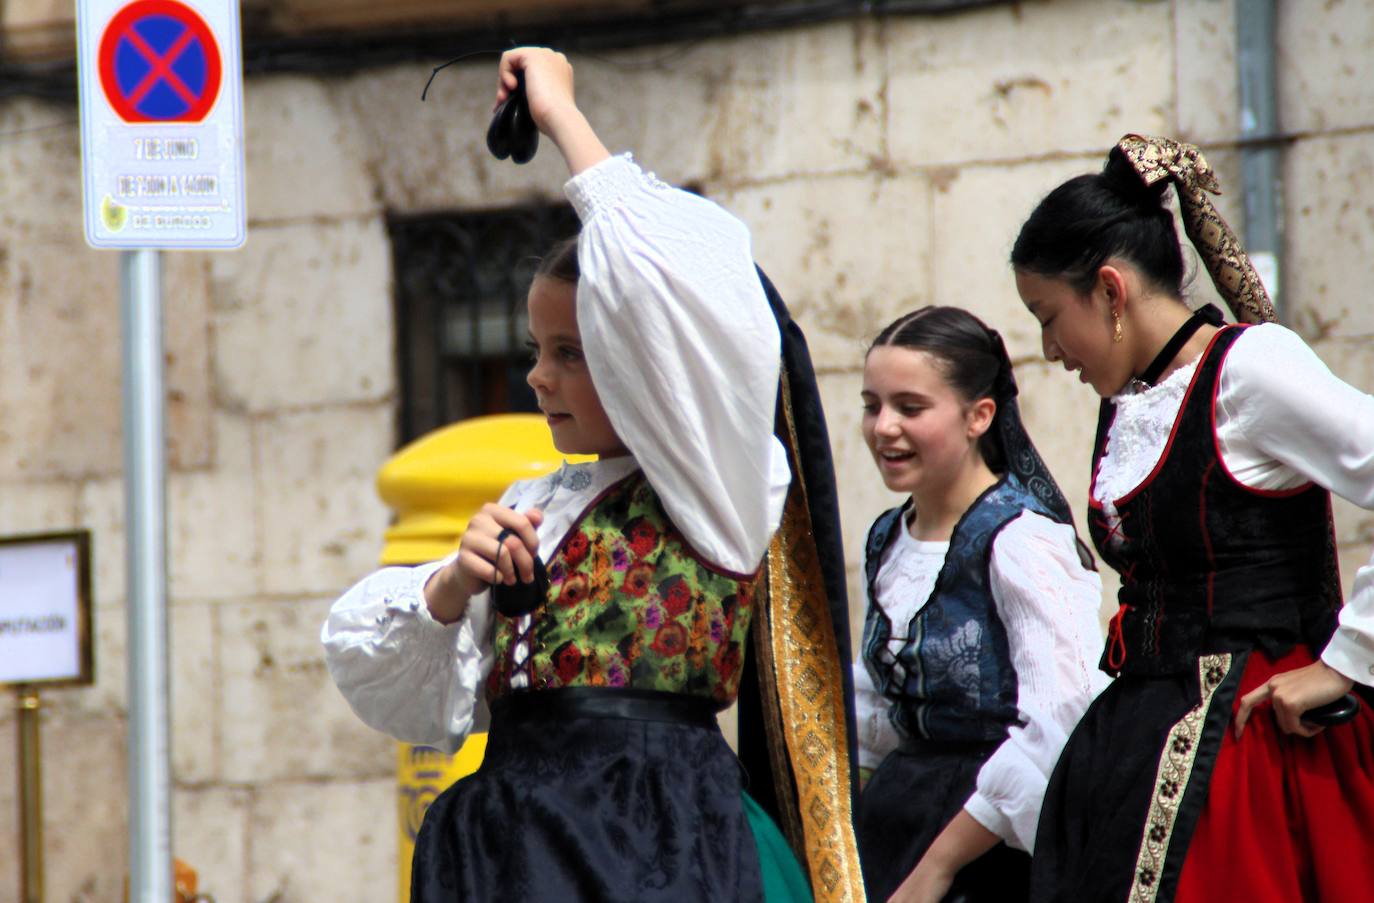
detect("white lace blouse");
top-left (1093, 323), bottom-right (1374, 686)
top-left (321, 155), bottom-right (792, 753)
top-left (852, 510), bottom-right (1109, 852)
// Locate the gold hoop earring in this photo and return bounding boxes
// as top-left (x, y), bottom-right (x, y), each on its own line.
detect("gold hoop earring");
top-left (1112, 313), bottom-right (1124, 343)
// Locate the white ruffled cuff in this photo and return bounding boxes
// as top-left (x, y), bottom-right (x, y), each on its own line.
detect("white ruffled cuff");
top-left (322, 556), bottom-right (490, 753)
top-left (564, 153), bottom-right (661, 223)
top-left (1322, 625), bottom-right (1374, 687)
top-left (387, 560), bottom-right (463, 649)
top-left (1323, 553), bottom-right (1374, 687)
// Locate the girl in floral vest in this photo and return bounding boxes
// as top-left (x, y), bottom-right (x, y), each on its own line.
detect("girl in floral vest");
top-left (321, 47), bottom-right (862, 902)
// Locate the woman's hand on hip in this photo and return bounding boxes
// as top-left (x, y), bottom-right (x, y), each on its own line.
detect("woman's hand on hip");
top-left (1234, 659), bottom-right (1354, 739)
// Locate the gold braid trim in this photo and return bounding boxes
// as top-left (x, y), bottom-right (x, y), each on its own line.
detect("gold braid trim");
top-left (1128, 653), bottom-right (1234, 903)
top-left (1117, 134), bottom-right (1277, 325)
top-left (751, 589), bottom-right (808, 855)
top-left (765, 371), bottom-right (864, 903)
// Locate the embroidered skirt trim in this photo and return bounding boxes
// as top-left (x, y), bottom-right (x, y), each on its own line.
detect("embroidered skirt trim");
top-left (1128, 653), bottom-right (1237, 902)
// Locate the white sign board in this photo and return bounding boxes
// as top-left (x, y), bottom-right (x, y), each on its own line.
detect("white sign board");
top-left (0, 532), bottom-right (93, 687)
top-left (77, 0), bottom-right (246, 249)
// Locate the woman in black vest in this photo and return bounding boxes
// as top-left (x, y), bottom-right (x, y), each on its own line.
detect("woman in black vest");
top-left (1012, 135), bottom-right (1374, 902)
top-left (853, 306), bottom-right (1106, 903)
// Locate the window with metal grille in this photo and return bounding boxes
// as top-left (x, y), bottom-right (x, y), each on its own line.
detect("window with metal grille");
top-left (389, 203), bottom-right (581, 445)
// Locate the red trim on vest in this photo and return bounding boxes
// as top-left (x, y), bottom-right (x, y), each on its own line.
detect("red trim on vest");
top-left (1088, 425), bottom-right (1109, 512)
top-left (1112, 328), bottom-right (1230, 507)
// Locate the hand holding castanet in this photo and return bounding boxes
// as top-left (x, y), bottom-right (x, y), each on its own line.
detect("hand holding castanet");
top-left (424, 504), bottom-right (544, 623)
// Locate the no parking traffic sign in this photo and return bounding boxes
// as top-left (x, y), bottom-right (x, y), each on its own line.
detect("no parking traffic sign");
top-left (99, 0), bottom-right (223, 124)
top-left (77, 0), bottom-right (245, 248)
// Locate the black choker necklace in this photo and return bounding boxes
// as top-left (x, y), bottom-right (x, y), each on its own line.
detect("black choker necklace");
top-left (1134, 304), bottom-right (1225, 388)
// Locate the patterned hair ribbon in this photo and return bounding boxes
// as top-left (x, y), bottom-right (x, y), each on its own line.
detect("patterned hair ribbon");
top-left (1116, 134), bottom-right (1276, 325)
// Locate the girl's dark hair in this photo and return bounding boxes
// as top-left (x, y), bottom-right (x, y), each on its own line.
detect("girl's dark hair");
top-left (535, 236), bottom-right (580, 285)
top-left (1010, 146), bottom-right (1185, 297)
top-left (869, 306), bottom-right (1010, 473)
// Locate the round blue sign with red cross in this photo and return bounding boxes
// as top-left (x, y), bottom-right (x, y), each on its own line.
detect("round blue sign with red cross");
top-left (98, 0), bottom-right (222, 123)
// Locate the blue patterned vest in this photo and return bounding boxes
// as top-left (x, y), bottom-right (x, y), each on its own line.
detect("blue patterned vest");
top-left (861, 476), bottom-right (1052, 743)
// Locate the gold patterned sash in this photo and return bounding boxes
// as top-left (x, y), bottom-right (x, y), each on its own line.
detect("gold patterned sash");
top-left (761, 370), bottom-right (865, 902)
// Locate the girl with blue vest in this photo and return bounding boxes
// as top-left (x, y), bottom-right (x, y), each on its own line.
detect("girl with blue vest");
top-left (322, 48), bottom-right (863, 902)
top-left (853, 306), bottom-right (1107, 903)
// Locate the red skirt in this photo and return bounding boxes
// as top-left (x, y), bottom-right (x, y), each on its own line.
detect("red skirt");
top-left (1176, 647), bottom-right (1374, 901)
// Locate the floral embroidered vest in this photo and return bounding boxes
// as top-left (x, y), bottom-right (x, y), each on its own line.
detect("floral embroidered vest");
top-left (485, 472), bottom-right (758, 706)
top-left (861, 476), bottom-right (1051, 743)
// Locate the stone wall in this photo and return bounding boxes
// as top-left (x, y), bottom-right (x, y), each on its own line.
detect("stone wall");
top-left (1, 1), bottom-right (1372, 900)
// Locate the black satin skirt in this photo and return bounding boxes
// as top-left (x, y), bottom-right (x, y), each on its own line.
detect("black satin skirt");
top-left (1029, 655), bottom-right (1247, 903)
top-left (857, 741), bottom-right (1030, 903)
top-left (411, 688), bottom-right (763, 902)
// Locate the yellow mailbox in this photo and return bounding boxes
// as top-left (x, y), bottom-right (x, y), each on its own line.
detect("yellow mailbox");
top-left (377, 414), bottom-right (589, 902)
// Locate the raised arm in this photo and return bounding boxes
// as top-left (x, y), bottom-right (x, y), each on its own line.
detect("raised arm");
top-left (499, 48), bottom-right (789, 574)
top-left (496, 48), bottom-right (608, 176)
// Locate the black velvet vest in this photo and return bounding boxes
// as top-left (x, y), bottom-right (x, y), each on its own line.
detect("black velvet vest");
top-left (1088, 326), bottom-right (1342, 677)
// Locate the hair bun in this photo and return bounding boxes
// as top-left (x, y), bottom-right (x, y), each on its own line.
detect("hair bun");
top-left (1101, 146), bottom-right (1171, 212)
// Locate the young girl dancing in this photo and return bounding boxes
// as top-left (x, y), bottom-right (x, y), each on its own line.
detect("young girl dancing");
top-left (852, 306), bottom-right (1107, 903)
top-left (321, 48), bottom-right (831, 901)
top-left (1012, 134), bottom-right (1374, 902)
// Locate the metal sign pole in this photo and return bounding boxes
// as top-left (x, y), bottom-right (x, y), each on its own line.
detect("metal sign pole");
top-left (121, 247), bottom-right (172, 903)
top-left (17, 686), bottom-right (43, 903)
top-left (78, 0), bottom-right (243, 884)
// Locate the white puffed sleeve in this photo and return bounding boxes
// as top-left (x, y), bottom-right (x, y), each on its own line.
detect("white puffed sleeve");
top-left (321, 558), bottom-right (491, 753)
top-left (963, 512), bottom-right (1109, 851)
top-left (567, 154), bottom-right (790, 574)
top-left (320, 481), bottom-right (525, 753)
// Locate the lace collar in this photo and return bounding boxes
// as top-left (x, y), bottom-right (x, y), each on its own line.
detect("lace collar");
top-left (1095, 358), bottom-right (1201, 505)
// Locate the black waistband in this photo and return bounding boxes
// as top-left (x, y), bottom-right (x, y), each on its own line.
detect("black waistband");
top-left (897, 736), bottom-right (1004, 757)
top-left (490, 687), bottom-right (721, 727)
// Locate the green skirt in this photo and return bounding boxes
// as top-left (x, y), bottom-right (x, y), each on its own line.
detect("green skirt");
top-left (742, 792), bottom-right (814, 902)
